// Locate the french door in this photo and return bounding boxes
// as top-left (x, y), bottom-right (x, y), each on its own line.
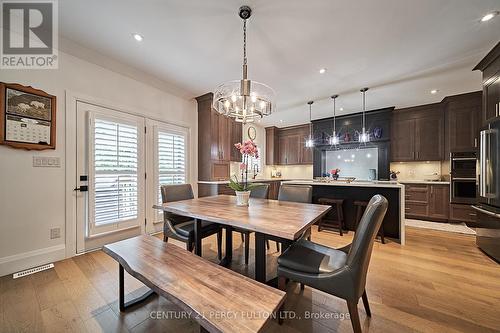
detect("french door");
top-left (75, 101), bottom-right (189, 253)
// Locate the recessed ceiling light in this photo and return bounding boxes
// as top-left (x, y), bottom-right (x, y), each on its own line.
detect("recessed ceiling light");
top-left (339, 107), bottom-right (344, 111)
top-left (319, 68), bottom-right (327, 74)
top-left (132, 33), bottom-right (144, 41)
top-left (430, 89), bottom-right (438, 94)
top-left (279, 119), bottom-right (283, 123)
top-left (481, 11), bottom-right (498, 22)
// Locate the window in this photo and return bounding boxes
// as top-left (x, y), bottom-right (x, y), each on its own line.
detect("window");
top-left (156, 128), bottom-right (187, 204)
top-left (87, 112), bottom-right (145, 237)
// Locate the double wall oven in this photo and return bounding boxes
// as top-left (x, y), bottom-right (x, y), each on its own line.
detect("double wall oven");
top-left (450, 152), bottom-right (477, 204)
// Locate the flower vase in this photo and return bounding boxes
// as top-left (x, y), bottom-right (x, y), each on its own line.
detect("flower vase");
top-left (235, 190), bottom-right (251, 206)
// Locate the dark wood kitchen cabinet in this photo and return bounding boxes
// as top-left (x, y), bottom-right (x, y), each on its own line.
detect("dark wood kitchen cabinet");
top-left (428, 184), bottom-right (449, 220)
top-left (229, 119), bottom-right (242, 162)
top-left (445, 92), bottom-right (481, 153)
top-left (403, 183), bottom-right (449, 222)
top-left (474, 41), bottom-right (500, 126)
top-left (415, 113), bottom-right (444, 161)
top-left (391, 104), bottom-right (444, 161)
top-left (267, 124), bottom-right (312, 165)
top-left (391, 117), bottom-right (415, 161)
top-left (196, 93), bottom-right (230, 181)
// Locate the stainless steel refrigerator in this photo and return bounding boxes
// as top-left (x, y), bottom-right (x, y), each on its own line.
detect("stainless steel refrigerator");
top-left (474, 118), bottom-right (500, 262)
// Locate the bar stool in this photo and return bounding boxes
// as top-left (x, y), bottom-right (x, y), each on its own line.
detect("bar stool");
top-left (317, 198), bottom-right (345, 236)
top-left (354, 200), bottom-right (385, 244)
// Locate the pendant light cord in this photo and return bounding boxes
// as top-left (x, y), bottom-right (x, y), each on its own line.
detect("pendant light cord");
top-left (333, 97), bottom-right (336, 131)
top-left (362, 90), bottom-right (366, 129)
top-left (243, 19), bottom-right (247, 66)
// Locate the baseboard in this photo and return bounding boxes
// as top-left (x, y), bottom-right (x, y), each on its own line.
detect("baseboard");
top-left (0, 244), bottom-right (66, 277)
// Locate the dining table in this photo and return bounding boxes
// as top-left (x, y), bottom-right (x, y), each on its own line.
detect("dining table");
top-left (154, 194), bottom-right (331, 283)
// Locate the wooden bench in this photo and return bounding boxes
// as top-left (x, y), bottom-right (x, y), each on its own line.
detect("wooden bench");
top-left (103, 235), bottom-right (286, 333)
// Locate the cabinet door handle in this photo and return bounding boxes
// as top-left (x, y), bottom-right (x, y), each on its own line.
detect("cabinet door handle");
top-left (474, 138), bottom-right (477, 148)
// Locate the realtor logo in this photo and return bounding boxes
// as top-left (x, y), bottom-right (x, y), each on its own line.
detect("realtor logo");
top-left (1, 0), bottom-right (58, 69)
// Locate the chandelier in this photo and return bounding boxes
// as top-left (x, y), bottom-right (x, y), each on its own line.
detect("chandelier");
top-left (212, 6), bottom-right (276, 124)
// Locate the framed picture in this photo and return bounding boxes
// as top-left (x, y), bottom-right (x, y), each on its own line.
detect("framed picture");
top-left (0, 83), bottom-right (57, 150)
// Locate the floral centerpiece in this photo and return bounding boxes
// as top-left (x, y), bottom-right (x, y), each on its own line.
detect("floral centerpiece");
top-left (330, 168), bottom-right (340, 180)
top-left (229, 139), bottom-right (264, 206)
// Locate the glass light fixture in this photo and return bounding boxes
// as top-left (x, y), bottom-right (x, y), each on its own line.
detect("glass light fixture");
top-left (359, 87), bottom-right (370, 143)
top-left (212, 6), bottom-right (276, 124)
top-left (329, 94), bottom-right (340, 146)
top-left (305, 101), bottom-right (315, 148)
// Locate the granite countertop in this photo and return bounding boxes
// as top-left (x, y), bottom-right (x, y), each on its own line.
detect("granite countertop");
top-left (398, 180), bottom-right (450, 185)
top-left (282, 180), bottom-right (404, 189)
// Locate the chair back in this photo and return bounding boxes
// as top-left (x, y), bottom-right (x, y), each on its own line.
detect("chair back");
top-left (250, 184), bottom-right (270, 199)
top-left (346, 194), bottom-right (388, 296)
top-left (161, 184), bottom-right (194, 224)
top-left (278, 185), bottom-right (312, 203)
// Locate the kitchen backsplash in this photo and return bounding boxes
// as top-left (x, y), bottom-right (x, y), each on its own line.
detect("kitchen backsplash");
top-left (390, 161), bottom-right (450, 181)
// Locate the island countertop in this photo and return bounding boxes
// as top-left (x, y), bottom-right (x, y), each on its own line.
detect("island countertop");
top-left (281, 180), bottom-right (404, 189)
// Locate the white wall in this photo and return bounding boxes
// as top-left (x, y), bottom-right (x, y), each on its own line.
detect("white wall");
top-left (0, 51), bottom-right (196, 276)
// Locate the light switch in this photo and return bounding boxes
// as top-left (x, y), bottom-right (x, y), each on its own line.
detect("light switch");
top-left (33, 156), bottom-right (61, 168)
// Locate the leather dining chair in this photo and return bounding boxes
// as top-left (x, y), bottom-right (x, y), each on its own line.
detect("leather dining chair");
top-left (234, 184), bottom-right (270, 265)
top-left (161, 184), bottom-right (222, 259)
top-left (276, 194), bottom-right (388, 333)
top-left (273, 184), bottom-right (314, 256)
top-left (277, 184), bottom-right (313, 203)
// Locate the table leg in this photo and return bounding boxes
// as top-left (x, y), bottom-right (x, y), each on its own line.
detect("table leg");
top-left (194, 219), bottom-right (202, 257)
top-left (255, 232), bottom-right (267, 283)
top-left (219, 226), bottom-right (233, 267)
top-left (119, 264), bottom-right (155, 312)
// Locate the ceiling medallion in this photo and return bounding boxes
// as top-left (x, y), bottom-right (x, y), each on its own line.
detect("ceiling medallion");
top-left (212, 6), bottom-right (276, 124)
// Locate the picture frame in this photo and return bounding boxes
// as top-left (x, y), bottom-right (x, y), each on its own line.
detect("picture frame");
top-left (0, 83), bottom-right (57, 150)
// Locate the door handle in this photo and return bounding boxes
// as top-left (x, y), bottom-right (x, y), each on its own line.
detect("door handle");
top-left (74, 186), bottom-right (88, 192)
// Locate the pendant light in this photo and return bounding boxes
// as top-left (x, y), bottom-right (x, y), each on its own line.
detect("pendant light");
top-left (305, 101), bottom-right (314, 148)
top-left (359, 87), bottom-right (369, 143)
top-left (329, 94), bottom-right (339, 145)
top-left (212, 6), bottom-right (276, 124)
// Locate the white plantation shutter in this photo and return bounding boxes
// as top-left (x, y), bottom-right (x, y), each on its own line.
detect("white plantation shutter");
top-left (157, 128), bottom-right (187, 204)
top-left (90, 116), bottom-right (142, 233)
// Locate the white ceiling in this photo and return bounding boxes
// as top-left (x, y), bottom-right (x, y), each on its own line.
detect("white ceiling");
top-left (58, 0), bottom-right (500, 126)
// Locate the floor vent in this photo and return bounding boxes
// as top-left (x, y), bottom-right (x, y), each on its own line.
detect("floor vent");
top-left (13, 263), bottom-right (54, 279)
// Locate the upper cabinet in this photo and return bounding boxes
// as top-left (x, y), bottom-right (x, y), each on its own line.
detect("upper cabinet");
top-left (444, 92), bottom-right (481, 154)
top-left (473, 42), bottom-right (500, 126)
top-left (266, 124), bottom-right (312, 165)
top-left (196, 93), bottom-right (242, 181)
top-left (391, 103), bottom-right (444, 161)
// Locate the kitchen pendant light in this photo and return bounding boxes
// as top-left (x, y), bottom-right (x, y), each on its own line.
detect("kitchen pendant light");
top-left (212, 6), bottom-right (276, 124)
top-left (305, 101), bottom-right (314, 148)
top-left (329, 94), bottom-right (340, 146)
top-left (359, 87), bottom-right (369, 143)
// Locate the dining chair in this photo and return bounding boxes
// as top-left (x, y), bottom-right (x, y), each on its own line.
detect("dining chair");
top-left (161, 184), bottom-right (222, 259)
top-left (234, 184), bottom-right (270, 265)
top-left (278, 184), bottom-right (313, 243)
top-left (276, 194), bottom-right (388, 333)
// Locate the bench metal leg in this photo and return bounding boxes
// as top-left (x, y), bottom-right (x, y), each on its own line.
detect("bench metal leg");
top-left (119, 264), bottom-right (155, 312)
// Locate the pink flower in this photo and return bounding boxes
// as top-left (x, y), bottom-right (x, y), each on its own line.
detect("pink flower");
top-left (240, 163), bottom-right (247, 170)
top-left (234, 143), bottom-right (242, 150)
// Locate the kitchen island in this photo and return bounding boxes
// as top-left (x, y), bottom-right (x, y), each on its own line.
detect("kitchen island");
top-left (282, 180), bottom-right (406, 245)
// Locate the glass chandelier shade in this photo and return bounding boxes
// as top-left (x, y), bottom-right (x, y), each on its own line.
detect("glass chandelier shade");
top-left (329, 94), bottom-right (340, 145)
top-left (305, 101), bottom-right (314, 148)
top-left (212, 6), bottom-right (276, 124)
top-left (359, 88), bottom-right (370, 143)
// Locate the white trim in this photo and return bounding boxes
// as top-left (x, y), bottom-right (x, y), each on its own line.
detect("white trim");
top-left (0, 244), bottom-right (66, 277)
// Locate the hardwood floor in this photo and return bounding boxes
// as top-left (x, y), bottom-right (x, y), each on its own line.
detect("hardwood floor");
top-left (1, 226), bottom-right (499, 333)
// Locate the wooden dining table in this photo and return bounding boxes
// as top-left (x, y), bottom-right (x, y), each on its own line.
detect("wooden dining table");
top-left (154, 195), bottom-right (331, 283)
